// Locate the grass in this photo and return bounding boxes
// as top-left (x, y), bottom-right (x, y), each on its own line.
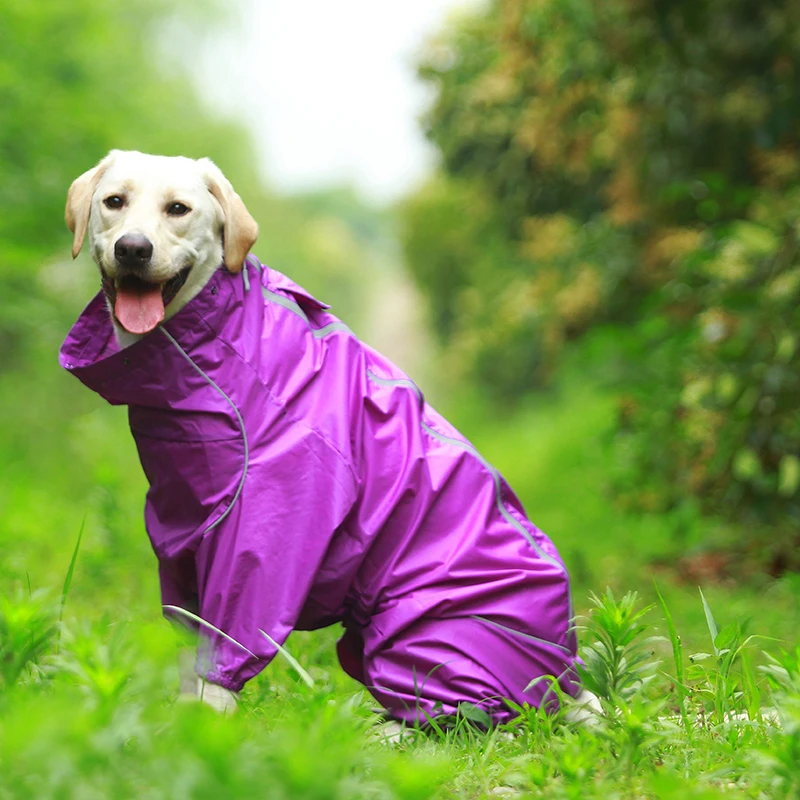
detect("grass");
top-left (1, 586), bottom-right (799, 798)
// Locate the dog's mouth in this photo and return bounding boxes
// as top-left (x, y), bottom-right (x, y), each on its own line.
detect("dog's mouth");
top-left (101, 266), bottom-right (192, 335)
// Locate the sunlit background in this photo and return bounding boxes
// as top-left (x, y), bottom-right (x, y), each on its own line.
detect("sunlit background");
top-left (194, 0), bottom-right (473, 202)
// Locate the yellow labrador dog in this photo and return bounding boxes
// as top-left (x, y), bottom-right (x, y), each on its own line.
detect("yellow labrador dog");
top-left (66, 149), bottom-right (258, 349)
top-left (63, 151), bottom-right (601, 724)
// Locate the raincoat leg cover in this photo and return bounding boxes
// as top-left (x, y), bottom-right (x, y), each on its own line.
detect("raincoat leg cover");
top-left (60, 257), bottom-right (580, 725)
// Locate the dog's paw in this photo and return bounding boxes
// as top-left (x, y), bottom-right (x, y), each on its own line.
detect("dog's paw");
top-left (563, 689), bottom-right (603, 728)
top-left (196, 678), bottom-right (239, 714)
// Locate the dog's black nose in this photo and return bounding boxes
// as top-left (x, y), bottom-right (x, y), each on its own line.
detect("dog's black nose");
top-left (114, 234), bottom-right (154, 270)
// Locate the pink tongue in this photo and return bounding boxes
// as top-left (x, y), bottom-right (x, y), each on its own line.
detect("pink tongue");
top-left (115, 283), bottom-right (165, 334)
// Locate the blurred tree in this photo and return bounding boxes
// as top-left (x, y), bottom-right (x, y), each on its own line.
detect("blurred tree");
top-left (404, 0), bottom-right (800, 562)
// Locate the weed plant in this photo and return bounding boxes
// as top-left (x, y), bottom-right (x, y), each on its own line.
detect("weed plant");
top-left (1, 583), bottom-right (797, 798)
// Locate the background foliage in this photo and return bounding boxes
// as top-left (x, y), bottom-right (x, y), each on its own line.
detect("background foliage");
top-left (403, 0), bottom-right (800, 562)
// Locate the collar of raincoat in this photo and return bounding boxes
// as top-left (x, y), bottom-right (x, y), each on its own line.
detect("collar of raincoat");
top-left (60, 264), bottom-right (238, 407)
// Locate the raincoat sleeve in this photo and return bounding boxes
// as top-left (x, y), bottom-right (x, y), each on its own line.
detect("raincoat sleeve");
top-left (193, 416), bottom-right (358, 692)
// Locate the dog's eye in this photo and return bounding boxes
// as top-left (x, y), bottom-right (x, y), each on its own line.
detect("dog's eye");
top-left (104, 195), bottom-right (125, 210)
top-left (167, 202), bottom-right (191, 217)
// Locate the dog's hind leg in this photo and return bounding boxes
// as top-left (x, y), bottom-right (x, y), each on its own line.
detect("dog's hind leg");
top-left (361, 615), bottom-right (579, 727)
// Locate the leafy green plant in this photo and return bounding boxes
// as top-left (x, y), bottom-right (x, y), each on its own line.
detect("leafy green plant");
top-left (748, 647), bottom-right (800, 798)
top-left (576, 588), bottom-right (660, 706)
top-left (573, 590), bottom-right (670, 793)
top-left (685, 589), bottom-right (766, 726)
top-left (51, 623), bottom-right (134, 711)
top-left (0, 589), bottom-right (58, 691)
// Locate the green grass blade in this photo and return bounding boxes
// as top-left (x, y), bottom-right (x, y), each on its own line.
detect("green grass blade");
top-left (699, 588), bottom-right (720, 657)
top-left (57, 514), bottom-right (87, 652)
top-left (653, 579), bottom-right (690, 731)
top-left (163, 604), bottom-right (257, 657)
top-left (60, 513), bottom-right (87, 624)
top-left (258, 629), bottom-right (315, 689)
top-left (740, 649), bottom-right (760, 719)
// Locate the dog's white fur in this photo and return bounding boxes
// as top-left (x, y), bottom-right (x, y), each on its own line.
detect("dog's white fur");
top-left (66, 150), bottom-right (258, 349)
top-left (66, 151), bottom-right (257, 710)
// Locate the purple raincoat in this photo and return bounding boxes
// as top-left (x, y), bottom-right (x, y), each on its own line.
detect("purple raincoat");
top-left (60, 256), bottom-right (580, 724)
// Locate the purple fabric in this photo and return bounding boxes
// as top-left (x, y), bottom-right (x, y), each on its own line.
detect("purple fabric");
top-left (60, 256), bottom-right (580, 723)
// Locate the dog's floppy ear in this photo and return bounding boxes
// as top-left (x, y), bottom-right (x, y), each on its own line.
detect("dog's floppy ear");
top-left (200, 159), bottom-right (258, 274)
top-left (65, 151), bottom-right (116, 259)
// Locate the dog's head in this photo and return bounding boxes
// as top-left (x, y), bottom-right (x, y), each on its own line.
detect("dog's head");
top-left (66, 150), bottom-right (258, 336)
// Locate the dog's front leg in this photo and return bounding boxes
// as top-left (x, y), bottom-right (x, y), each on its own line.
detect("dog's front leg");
top-left (197, 679), bottom-right (239, 713)
top-left (178, 647), bottom-right (238, 713)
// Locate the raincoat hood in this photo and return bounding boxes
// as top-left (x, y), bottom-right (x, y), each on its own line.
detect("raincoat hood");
top-left (61, 256), bottom-right (579, 722)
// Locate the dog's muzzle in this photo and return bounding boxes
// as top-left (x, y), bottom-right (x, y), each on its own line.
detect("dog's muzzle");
top-left (101, 254), bottom-right (193, 336)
